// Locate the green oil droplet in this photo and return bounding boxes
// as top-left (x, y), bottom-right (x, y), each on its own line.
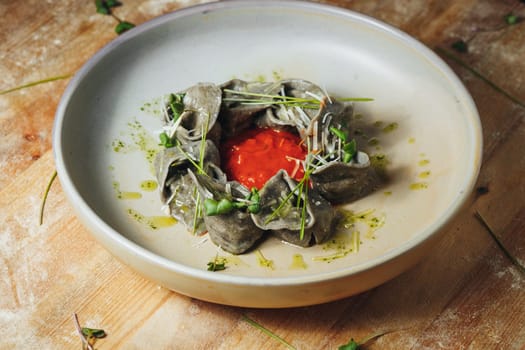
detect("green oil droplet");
top-left (418, 159), bottom-right (430, 166)
top-left (367, 137), bottom-right (379, 146)
top-left (255, 250), bottom-right (274, 270)
top-left (418, 171), bottom-right (431, 179)
top-left (118, 191), bottom-right (142, 200)
top-left (289, 254), bottom-right (307, 270)
top-left (410, 182), bottom-right (429, 190)
top-left (140, 180), bottom-right (158, 192)
top-left (382, 122), bottom-right (399, 133)
top-left (373, 120), bottom-right (384, 128)
top-left (112, 139), bottom-right (126, 152)
top-left (127, 208), bottom-right (177, 229)
top-left (113, 181), bottom-right (142, 200)
top-left (149, 216), bottom-right (177, 228)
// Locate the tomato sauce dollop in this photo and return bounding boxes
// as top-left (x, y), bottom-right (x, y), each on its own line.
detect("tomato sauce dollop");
top-left (221, 128), bottom-right (307, 190)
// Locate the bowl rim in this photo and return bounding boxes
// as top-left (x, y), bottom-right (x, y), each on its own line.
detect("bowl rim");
top-left (53, 0), bottom-right (483, 287)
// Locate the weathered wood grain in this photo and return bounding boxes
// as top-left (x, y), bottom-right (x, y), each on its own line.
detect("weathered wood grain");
top-left (1, 1), bottom-right (524, 349)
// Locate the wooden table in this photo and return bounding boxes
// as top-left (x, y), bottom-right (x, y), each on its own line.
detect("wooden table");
top-left (2, 1), bottom-right (524, 348)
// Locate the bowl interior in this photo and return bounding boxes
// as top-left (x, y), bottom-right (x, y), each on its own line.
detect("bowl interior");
top-left (55, 1), bottom-right (481, 281)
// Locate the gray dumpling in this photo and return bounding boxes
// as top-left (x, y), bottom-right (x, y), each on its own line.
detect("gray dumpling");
top-left (188, 170), bottom-right (265, 255)
top-left (170, 83), bottom-right (222, 144)
top-left (154, 140), bottom-right (221, 230)
top-left (310, 151), bottom-right (379, 204)
top-left (219, 79), bottom-right (282, 137)
top-left (251, 170), bottom-right (337, 247)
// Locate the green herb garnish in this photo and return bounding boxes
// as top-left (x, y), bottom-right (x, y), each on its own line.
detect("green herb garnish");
top-left (204, 188), bottom-right (260, 216)
top-left (167, 93), bottom-right (185, 121)
top-left (223, 89), bottom-right (373, 109)
top-left (338, 338), bottom-right (360, 350)
top-left (73, 313), bottom-right (106, 350)
top-left (204, 198), bottom-right (233, 216)
top-left (159, 132), bottom-right (176, 148)
top-left (94, 0), bottom-right (135, 35)
top-left (82, 327), bottom-right (107, 339)
top-left (189, 111), bottom-right (211, 233)
top-left (330, 126), bottom-right (357, 163)
top-left (263, 167), bottom-right (314, 240)
top-left (115, 21), bottom-right (135, 35)
top-left (338, 330), bottom-right (398, 349)
top-left (207, 254), bottom-right (227, 271)
top-left (95, 0), bottom-right (121, 15)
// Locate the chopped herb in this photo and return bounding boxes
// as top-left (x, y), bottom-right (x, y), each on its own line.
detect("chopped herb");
top-left (115, 21), bottom-right (135, 34)
top-left (338, 330), bottom-right (397, 349)
top-left (330, 127), bottom-right (357, 163)
top-left (94, 0), bottom-right (121, 15)
top-left (329, 126), bottom-right (348, 141)
top-left (207, 254), bottom-right (227, 271)
top-left (343, 139), bottom-right (357, 163)
top-left (167, 93), bottom-right (185, 121)
top-left (247, 188), bottom-right (261, 214)
top-left (159, 132), bottom-right (176, 148)
top-left (95, 0), bottom-right (111, 14)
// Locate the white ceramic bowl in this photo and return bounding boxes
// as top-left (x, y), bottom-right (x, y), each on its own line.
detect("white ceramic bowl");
top-left (53, 0), bottom-right (482, 308)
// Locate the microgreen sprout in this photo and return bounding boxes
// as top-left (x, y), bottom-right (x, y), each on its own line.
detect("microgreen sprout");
top-left (223, 89), bottom-right (373, 109)
top-left (159, 132), bottom-right (176, 148)
top-left (338, 330), bottom-right (395, 350)
top-left (264, 146), bottom-right (316, 240)
top-left (39, 170), bottom-right (58, 225)
top-left (0, 74), bottom-right (72, 95)
top-left (189, 113), bottom-right (212, 233)
top-left (94, 0), bottom-right (135, 35)
top-left (82, 327), bottom-right (107, 340)
top-left (242, 315), bottom-right (296, 350)
top-left (330, 126), bottom-right (357, 163)
top-left (73, 313), bottom-right (106, 350)
top-left (167, 93), bottom-right (185, 121)
top-left (203, 188), bottom-right (261, 216)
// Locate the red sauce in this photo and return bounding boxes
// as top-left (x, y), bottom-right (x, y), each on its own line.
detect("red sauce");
top-left (221, 128), bottom-right (307, 189)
